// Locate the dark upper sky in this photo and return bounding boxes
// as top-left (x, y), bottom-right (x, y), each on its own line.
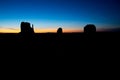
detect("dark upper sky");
top-left (0, 0), bottom-right (120, 32)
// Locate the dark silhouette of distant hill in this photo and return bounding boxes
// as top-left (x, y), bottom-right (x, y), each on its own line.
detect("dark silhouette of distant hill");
top-left (107, 28), bottom-right (120, 32)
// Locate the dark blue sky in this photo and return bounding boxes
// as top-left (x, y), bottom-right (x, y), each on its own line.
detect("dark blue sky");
top-left (0, 0), bottom-right (120, 32)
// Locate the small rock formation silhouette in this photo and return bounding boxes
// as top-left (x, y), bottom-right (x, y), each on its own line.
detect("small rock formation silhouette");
top-left (57, 27), bottom-right (63, 35)
top-left (84, 24), bottom-right (96, 33)
top-left (56, 27), bottom-right (63, 41)
top-left (20, 22), bottom-right (34, 35)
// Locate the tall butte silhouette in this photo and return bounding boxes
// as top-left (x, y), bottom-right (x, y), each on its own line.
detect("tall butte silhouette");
top-left (20, 22), bottom-right (34, 35)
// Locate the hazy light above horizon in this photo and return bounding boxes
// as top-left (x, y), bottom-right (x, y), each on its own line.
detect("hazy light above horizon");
top-left (0, 0), bottom-right (120, 33)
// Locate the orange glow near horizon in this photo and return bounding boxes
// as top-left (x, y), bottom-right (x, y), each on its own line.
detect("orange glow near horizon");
top-left (0, 27), bottom-right (116, 33)
top-left (0, 28), bottom-right (83, 33)
top-left (0, 28), bottom-right (20, 33)
top-left (35, 28), bottom-right (83, 33)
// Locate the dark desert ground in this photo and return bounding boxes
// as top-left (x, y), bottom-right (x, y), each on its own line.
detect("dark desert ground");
top-left (0, 31), bottom-right (120, 57)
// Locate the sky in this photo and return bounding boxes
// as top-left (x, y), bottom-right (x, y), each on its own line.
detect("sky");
top-left (0, 0), bottom-right (120, 33)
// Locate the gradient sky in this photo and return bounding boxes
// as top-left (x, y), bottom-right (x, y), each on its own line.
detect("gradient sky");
top-left (0, 0), bottom-right (120, 33)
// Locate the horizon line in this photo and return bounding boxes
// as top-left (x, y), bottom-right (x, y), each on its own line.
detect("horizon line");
top-left (0, 27), bottom-right (120, 33)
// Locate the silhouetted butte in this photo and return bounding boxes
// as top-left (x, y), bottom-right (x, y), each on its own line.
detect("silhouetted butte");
top-left (84, 24), bottom-right (96, 34)
top-left (20, 22), bottom-right (34, 35)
